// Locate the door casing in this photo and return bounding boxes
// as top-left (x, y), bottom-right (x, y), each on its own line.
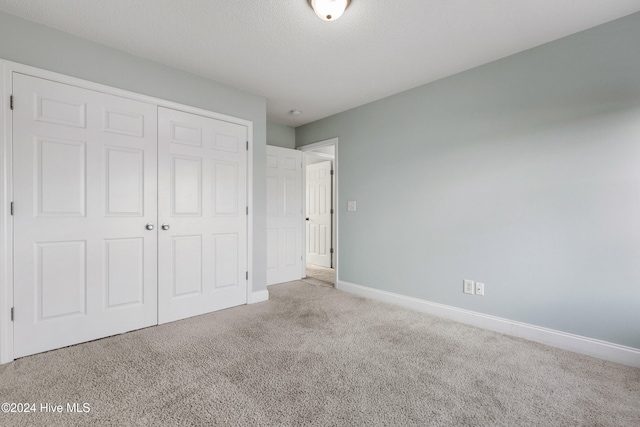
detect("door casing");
top-left (298, 138), bottom-right (339, 280)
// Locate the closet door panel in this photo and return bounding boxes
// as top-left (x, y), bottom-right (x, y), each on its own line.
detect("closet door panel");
top-left (12, 73), bottom-right (158, 358)
top-left (158, 107), bottom-right (247, 323)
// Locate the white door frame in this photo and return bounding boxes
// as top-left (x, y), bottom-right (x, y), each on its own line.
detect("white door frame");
top-left (298, 138), bottom-right (338, 280)
top-left (0, 59), bottom-right (254, 364)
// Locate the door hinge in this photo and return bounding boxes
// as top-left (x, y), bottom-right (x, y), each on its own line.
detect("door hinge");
top-left (11, 307), bottom-right (14, 321)
top-left (246, 141), bottom-right (249, 151)
top-left (10, 95), bottom-right (14, 110)
top-left (246, 206), bottom-right (248, 215)
top-left (330, 169), bottom-right (334, 175)
top-left (330, 209), bottom-right (334, 215)
top-left (246, 271), bottom-right (249, 280)
top-left (10, 202), bottom-right (14, 216)
top-left (330, 248), bottom-right (334, 254)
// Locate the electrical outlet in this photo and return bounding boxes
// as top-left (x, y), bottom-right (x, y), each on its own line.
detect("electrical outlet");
top-left (475, 282), bottom-right (484, 296)
top-left (463, 279), bottom-right (475, 294)
top-left (347, 201), bottom-right (357, 212)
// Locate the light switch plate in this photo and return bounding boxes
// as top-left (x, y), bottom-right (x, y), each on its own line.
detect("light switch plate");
top-left (347, 201), bottom-right (357, 212)
top-left (475, 282), bottom-right (485, 296)
top-left (463, 279), bottom-right (474, 294)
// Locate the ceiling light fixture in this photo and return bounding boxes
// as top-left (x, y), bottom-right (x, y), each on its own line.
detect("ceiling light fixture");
top-left (308, 0), bottom-right (351, 22)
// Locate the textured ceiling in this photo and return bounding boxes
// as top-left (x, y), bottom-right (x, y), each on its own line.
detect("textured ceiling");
top-left (1, 1), bottom-right (639, 127)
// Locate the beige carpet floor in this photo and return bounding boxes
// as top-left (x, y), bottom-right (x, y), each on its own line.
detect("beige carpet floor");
top-left (305, 263), bottom-right (335, 285)
top-left (1, 281), bottom-right (639, 426)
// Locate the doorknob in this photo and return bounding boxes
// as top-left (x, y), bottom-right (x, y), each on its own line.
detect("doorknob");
top-left (306, 218), bottom-right (309, 221)
top-left (161, 223), bottom-right (170, 230)
top-left (145, 223), bottom-right (155, 231)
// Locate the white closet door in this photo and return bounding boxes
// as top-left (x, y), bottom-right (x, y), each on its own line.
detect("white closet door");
top-left (306, 160), bottom-right (332, 268)
top-left (157, 107), bottom-right (248, 323)
top-left (12, 73), bottom-right (158, 358)
top-left (266, 146), bottom-right (303, 285)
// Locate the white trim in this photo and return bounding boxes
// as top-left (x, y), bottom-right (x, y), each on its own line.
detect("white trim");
top-left (0, 62), bottom-right (14, 364)
top-left (0, 59), bottom-right (255, 364)
top-left (304, 151), bottom-right (334, 160)
top-left (4, 61), bottom-right (253, 128)
top-left (246, 121), bottom-right (254, 308)
top-left (297, 138), bottom-right (338, 152)
top-left (248, 290), bottom-right (269, 304)
top-left (298, 138), bottom-right (339, 279)
top-left (300, 153), bottom-right (307, 278)
top-left (336, 280), bottom-right (640, 368)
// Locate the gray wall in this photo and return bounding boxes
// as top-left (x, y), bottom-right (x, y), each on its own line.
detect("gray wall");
top-left (0, 12), bottom-right (268, 293)
top-left (297, 13), bottom-right (640, 348)
top-left (267, 121), bottom-right (296, 149)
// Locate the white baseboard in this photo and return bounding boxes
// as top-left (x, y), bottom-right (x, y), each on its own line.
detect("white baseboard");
top-left (249, 289), bottom-right (269, 304)
top-left (336, 280), bottom-right (640, 368)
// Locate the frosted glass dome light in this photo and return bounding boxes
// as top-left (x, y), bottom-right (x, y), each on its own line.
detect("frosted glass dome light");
top-left (308, 0), bottom-right (351, 22)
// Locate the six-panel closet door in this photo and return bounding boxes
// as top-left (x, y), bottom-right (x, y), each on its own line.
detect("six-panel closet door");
top-left (12, 73), bottom-right (159, 358)
top-left (157, 107), bottom-right (248, 324)
top-left (12, 73), bottom-right (249, 359)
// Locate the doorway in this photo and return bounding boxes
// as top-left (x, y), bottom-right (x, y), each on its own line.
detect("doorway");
top-left (299, 139), bottom-right (338, 287)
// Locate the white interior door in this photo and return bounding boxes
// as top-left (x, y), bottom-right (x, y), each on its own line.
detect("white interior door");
top-left (12, 73), bottom-right (158, 358)
top-left (266, 146), bottom-right (302, 285)
top-left (157, 107), bottom-right (248, 323)
top-left (306, 160), bottom-right (332, 268)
